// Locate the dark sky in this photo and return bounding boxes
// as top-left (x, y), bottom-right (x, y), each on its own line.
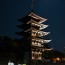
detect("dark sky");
top-left (0, 0), bottom-right (65, 52)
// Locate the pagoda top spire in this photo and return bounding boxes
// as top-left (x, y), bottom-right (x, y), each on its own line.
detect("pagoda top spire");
top-left (31, 0), bottom-right (34, 12)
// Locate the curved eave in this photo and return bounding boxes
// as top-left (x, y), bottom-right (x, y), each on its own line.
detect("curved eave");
top-left (18, 12), bottom-right (40, 23)
top-left (29, 12), bottom-right (47, 23)
top-left (31, 45), bottom-right (42, 48)
top-left (29, 12), bottom-right (46, 20)
top-left (32, 38), bottom-right (51, 43)
top-left (39, 19), bottom-right (47, 23)
top-left (18, 16), bottom-right (31, 23)
top-left (32, 46), bottom-right (52, 50)
top-left (32, 30), bottom-right (50, 37)
top-left (43, 48), bottom-right (53, 51)
top-left (18, 12), bottom-right (47, 24)
top-left (39, 25), bottom-right (49, 30)
top-left (32, 22), bottom-right (49, 30)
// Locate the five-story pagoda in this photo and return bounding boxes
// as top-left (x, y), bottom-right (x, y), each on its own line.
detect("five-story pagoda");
top-left (16, 0), bottom-right (52, 65)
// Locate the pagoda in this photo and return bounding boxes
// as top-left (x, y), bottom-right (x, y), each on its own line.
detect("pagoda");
top-left (16, 0), bottom-right (52, 65)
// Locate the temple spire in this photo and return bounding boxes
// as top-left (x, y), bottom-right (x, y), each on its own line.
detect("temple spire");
top-left (31, 0), bottom-right (34, 12)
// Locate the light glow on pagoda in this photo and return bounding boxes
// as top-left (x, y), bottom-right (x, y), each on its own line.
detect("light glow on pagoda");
top-left (29, 12), bottom-right (52, 60)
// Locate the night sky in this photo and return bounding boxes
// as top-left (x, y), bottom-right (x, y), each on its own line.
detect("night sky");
top-left (0, 0), bottom-right (65, 52)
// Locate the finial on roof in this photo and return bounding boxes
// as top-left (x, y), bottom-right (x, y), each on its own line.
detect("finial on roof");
top-left (31, 0), bottom-right (34, 12)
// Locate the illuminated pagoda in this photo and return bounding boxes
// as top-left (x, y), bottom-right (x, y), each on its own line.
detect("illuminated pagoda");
top-left (16, 0), bottom-right (52, 65)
